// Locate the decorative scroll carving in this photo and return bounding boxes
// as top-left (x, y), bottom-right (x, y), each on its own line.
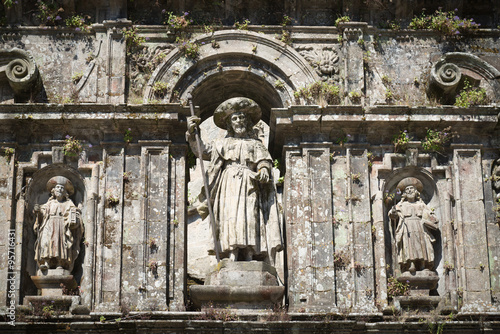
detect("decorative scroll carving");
top-left (0, 48), bottom-right (40, 102)
top-left (296, 46), bottom-right (339, 78)
top-left (428, 52), bottom-right (500, 103)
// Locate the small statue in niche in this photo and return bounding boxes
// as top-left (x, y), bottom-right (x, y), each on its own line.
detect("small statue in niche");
top-left (492, 159), bottom-right (500, 201)
top-left (33, 176), bottom-right (83, 272)
top-left (389, 177), bottom-right (439, 274)
top-left (186, 97), bottom-right (282, 263)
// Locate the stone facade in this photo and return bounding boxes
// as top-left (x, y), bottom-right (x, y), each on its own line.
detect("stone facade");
top-left (0, 0), bottom-right (500, 332)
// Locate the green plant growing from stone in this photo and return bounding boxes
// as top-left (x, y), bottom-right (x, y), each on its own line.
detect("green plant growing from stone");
top-left (71, 72), bottom-right (83, 84)
top-left (443, 261), bottom-right (454, 274)
top-left (334, 250), bottom-right (349, 269)
top-left (65, 14), bottom-right (91, 32)
top-left (197, 302), bottom-right (238, 321)
top-left (274, 79), bottom-right (285, 90)
top-left (277, 29), bottom-right (291, 45)
top-left (100, 315), bottom-right (106, 322)
top-left (409, 8), bottom-right (480, 36)
top-left (281, 14), bottom-right (292, 27)
top-left (387, 276), bottom-right (410, 299)
top-left (349, 91), bottom-right (361, 104)
top-left (265, 305), bottom-right (290, 321)
top-left (164, 11), bottom-right (191, 30)
top-left (211, 39), bottom-right (220, 48)
top-left (3, 147), bottom-right (14, 162)
top-left (454, 79), bottom-right (488, 108)
top-left (149, 260), bottom-right (159, 279)
top-left (149, 238), bottom-right (158, 253)
top-left (152, 81), bottom-right (169, 97)
top-left (63, 135), bottom-right (83, 157)
top-left (216, 62), bottom-right (223, 71)
top-left (124, 128), bottom-right (133, 143)
top-left (294, 81), bottom-right (341, 106)
top-left (421, 126), bottom-right (454, 153)
top-left (367, 151), bottom-right (374, 168)
top-left (351, 172), bottom-right (361, 184)
top-left (36, 1), bottom-right (64, 26)
top-left (381, 75), bottom-right (392, 86)
top-left (479, 263), bottom-right (485, 272)
top-left (3, 0), bottom-right (14, 9)
top-left (336, 133), bottom-right (351, 147)
top-left (392, 130), bottom-right (410, 153)
top-left (335, 15), bottom-right (350, 27)
top-left (106, 192), bottom-right (120, 207)
top-left (357, 38), bottom-right (364, 47)
top-left (176, 37), bottom-right (200, 59)
top-left (251, 45), bottom-right (257, 53)
top-left (234, 19), bottom-right (250, 30)
top-left (353, 261), bottom-right (365, 274)
top-left (122, 27), bottom-right (146, 54)
top-left (123, 171), bottom-right (131, 183)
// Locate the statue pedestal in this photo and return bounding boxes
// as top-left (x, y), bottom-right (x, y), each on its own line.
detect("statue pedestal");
top-left (27, 268), bottom-right (80, 314)
top-left (31, 268), bottom-right (77, 297)
top-left (394, 270), bottom-right (441, 310)
top-left (190, 259), bottom-right (285, 310)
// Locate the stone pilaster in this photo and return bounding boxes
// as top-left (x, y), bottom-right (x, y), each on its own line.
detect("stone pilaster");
top-left (453, 148), bottom-right (491, 311)
top-left (284, 143), bottom-right (335, 312)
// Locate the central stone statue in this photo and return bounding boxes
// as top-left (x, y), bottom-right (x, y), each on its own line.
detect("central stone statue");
top-left (34, 176), bottom-right (83, 272)
top-left (389, 177), bottom-right (439, 274)
top-left (187, 97), bottom-right (282, 263)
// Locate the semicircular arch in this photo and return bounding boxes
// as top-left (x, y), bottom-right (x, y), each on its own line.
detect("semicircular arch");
top-left (144, 30), bottom-right (320, 122)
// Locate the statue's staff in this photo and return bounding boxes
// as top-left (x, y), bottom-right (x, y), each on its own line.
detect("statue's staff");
top-left (187, 93), bottom-right (220, 263)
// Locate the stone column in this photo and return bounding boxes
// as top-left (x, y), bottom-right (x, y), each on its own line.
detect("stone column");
top-left (453, 148), bottom-right (491, 311)
top-left (284, 143), bottom-right (335, 312)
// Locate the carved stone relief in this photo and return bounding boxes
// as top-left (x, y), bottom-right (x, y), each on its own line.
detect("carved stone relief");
top-left (296, 45), bottom-right (339, 81)
top-left (129, 45), bottom-right (174, 100)
top-left (0, 48), bottom-right (42, 102)
top-left (428, 52), bottom-right (500, 104)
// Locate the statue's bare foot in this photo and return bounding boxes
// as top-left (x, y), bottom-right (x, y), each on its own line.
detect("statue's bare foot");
top-left (229, 249), bottom-right (238, 261)
top-left (409, 262), bottom-right (416, 274)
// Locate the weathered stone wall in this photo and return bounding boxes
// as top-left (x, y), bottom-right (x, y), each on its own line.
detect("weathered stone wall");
top-left (0, 1), bottom-right (499, 331)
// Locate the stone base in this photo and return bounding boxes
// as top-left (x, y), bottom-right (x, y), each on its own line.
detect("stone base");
top-left (395, 270), bottom-right (441, 311)
top-left (31, 270), bottom-right (77, 297)
top-left (398, 270), bottom-right (439, 297)
top-left (190, 259), bottom-right (285, 309)
top-left (190, 285), bottom-right (285, 309)
top-left (24, 295), bottom-right (79, 314)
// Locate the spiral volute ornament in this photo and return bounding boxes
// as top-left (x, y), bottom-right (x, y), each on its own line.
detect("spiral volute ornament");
top-left (0, 49), bottom-right (39, 100)
top-left (429, 59), bottom-right (462, 98)
top-left (436, 63), bottom-right (461, 87)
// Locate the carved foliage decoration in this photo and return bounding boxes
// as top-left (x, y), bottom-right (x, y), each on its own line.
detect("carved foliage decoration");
top-left (129, 45), bottom-right (174, 99)
top-left (0, 48), bottom-right (41, 102)
top-left (428, 52), bottom-right (500, 103)
top-left (296, 46), bottom-right (339, 80)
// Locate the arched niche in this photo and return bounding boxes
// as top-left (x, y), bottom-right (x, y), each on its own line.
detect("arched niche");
top-left (23, 164), bottom-right (87, 296)
top-left (144, 30), bottom-right (320, 124)
top-left (382, 167), bottom-right (442, 279)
